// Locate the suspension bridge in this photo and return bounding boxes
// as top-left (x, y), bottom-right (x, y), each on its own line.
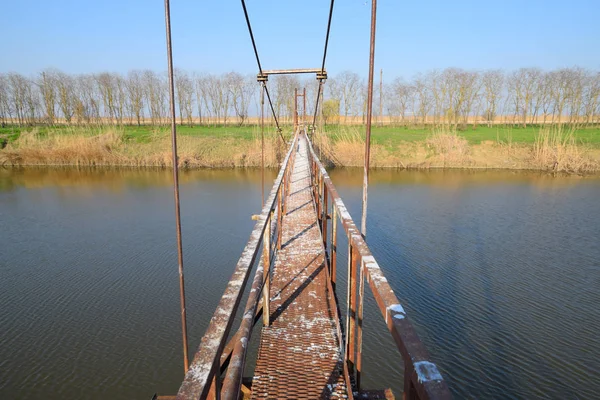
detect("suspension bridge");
top-left (154, 0), bottom-right (452, 399)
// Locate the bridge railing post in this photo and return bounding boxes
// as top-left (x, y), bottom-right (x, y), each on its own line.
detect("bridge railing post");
top-left (277, 185), bottom-right (283, 250)
top-left (330, 207), bottom-right (337, 288)
top-left (345, 239), bottom-right (357, 373)
top-left (322, 184), bottom-right (328, 249)
top-left (262, 212), bottom-right (271, 326)
top-left (356, 253), bottom-right (365, 391)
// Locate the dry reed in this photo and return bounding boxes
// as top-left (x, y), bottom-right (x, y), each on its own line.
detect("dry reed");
top-left (533, 125), bottom-right (598, 172)
top-left (0, 127), bottom-right (284, 168)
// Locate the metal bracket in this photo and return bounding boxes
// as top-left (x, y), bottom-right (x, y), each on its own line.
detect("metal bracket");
top-left (316, 71), bottom-right (328, 81)
top-left (257, 73), bottom-right (268, 82)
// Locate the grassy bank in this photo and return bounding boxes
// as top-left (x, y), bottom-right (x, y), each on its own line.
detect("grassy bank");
top-left (0, 125), bottom-right (287, 168)
top-left (1, 124), bottom-right (599, 172)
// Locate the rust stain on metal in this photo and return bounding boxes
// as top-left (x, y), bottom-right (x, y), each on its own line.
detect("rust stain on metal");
top-left (252, 135), bottom-right (348, 399)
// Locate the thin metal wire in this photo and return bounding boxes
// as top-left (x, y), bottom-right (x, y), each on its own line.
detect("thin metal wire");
top-left (264, 86), bottom-right (285, 143)
top-left (312, 80), bottom-right (323, 134)
top-left (163, 0), bottom-right (189, 374)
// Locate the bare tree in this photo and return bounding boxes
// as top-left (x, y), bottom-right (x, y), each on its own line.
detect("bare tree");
top-left (96, 72), bottom-right (117, 124)
top-left (272, 75), bottom-right (300, 125)
top-left (508, 68), bottom-right (541, 127)
top-left (75, 74), bottom-right (101, 125)
top-left (412, 74), bottom-right (431, 127)
top-left (390, 78), bottom-right (413, 126)
top-left (8, 73), bottom-right (40, 126)
top-left (481, 70), bottom-right (503, 126)
top-left (226, 72), bottom-right (254, 126)
top-left (56, 71), bottom-right (76, 124)
top-left (329, 71), bottom-right (362, 121)
top-left (143, 70), bottom-right (165, 126)
top-left (194, 73), bottom-right (213, 124)
top-left (175, 69), bottom-right (195, 126)
top-left (126, 70), bottom-right (145, 126)
top-left (38, 69), bottom-right (58, 124)
top-left (582, 71), bottom-right (600, 125)
top-left (0, 74), bottom-right (11, 127)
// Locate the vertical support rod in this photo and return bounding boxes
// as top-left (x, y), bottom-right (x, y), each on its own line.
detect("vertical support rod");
top-left (262, 213), bottom-right (271, 326)
top-left (294, 88), bottom-right (298, 131)
top-left (320, 87), bottom-right (324, 157)
top-left (260, 83), bottom-right (265, 207)
top-left (303, 87), bottom-right (307, 126)
top-left (349, 246), bottom-right (358, 371)
top-left (277, 184), bottom-right (283, 250)
top-left (322, 184), bottom-right (328, 249)
top-left (361, 0), bottom-right (378, 237)
top-left (318, 173), bottom-right (323, 227)
top-left (331, 206), bottom-right (337, 288)
top-left (356, 255), bottom-right (365, 390)
top-left (345, 238), bottom-right (356, 372)
top-left (164, 0), bottom-right (189, 374)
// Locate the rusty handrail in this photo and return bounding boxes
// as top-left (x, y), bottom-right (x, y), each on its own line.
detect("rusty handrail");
top-left (176, 132), bottom-right (299, 400)
top-left (305, 136), bottom-right (452, 399)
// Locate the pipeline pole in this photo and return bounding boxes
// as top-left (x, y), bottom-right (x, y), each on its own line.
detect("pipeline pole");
top-left (163, 0), bottom-right (189, 374)
top-left (361, 0), bottom-right (377, 237)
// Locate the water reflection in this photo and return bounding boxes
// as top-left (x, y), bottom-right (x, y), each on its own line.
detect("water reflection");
top-left (1, 167), bottom-right (599, 399)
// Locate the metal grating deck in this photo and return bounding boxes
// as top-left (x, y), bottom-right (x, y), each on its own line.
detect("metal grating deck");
top-left (251, 136), bottom-right (348, 399)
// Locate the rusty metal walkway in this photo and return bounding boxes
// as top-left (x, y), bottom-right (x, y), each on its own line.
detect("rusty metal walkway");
top-left (168, 132), bottom-right (451, 400)
top-left (251, 135), bottom-right (348, 399)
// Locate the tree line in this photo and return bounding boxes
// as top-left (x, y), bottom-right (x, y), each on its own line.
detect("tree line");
top-left (0, 67), bottom-right (598, 128)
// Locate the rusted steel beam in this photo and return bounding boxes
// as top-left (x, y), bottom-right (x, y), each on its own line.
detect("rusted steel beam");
top-left (176, 135), bottom-right (298, 400)
top-left (262, 68), bottom-right (326, 75)
top-left (220, 260), bottom-right (264, 400)
top-left (305, 136), bottom-right (452, 399)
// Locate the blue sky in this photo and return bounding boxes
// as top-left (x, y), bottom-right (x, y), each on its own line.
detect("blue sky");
top-left (2, 0), bottom-right (599, 79)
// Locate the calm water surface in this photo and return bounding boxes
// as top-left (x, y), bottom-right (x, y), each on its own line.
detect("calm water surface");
top-left (1, 168), bottom-right (599, 399)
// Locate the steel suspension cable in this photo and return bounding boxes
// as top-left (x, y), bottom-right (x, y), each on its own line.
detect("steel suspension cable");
top-left (321, 0), bottom-right (335, 72)
top-left (264, 86), bottom-right (285, 142)
top-left (312, 0), bottom-right (335, 135)
top-left (240, 0), bottom-right (263, 75)
top-left (240, 0), bottom-right (285, 143)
